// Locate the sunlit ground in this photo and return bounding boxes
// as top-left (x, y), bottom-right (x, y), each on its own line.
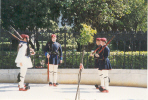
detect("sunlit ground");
top-left (0, 83), bottom-right (147, 100)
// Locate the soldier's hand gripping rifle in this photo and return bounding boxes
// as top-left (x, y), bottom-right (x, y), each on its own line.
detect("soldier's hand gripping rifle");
top-left (30, 48), bottom-right (35, 55)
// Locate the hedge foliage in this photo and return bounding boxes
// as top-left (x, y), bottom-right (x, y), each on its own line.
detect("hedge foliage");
top-left (0, 51), bottom-right (147, 69)
top-left (59, 51), bottom-right (147, 69)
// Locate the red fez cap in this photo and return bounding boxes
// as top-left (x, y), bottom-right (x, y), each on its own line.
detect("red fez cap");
top-left (96, 38), bottom-right (101, 41)
top-left (21, 34), bottom-right (29, 39)
top-left (51, 34), bottom-right (56, 38)
top-left (101, 38), bottom-right (107, 42)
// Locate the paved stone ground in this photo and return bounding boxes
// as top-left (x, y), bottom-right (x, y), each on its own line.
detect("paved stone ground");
top-left (0, 83), bottom-right (147, 100)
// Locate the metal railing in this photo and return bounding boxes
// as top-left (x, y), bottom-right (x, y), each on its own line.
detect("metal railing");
top-left (0, 29), bottom-right (147, 69)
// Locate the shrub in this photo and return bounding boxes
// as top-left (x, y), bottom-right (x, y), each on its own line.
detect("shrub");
top-left (0, 51), bottom-right (147, 69)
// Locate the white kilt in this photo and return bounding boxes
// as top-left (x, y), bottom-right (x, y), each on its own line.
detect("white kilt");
top-left (15, 42), bottom-right (33, 68)
top-left (16, 56), bottom-right (33, 68)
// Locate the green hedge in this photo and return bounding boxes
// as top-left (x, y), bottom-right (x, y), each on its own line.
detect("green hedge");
top-left (109, 51), bottom-right (147, 69)
top-left (59, 51), bottom-right (147, 69)
top-left (0, 51), bottom-right (17, 69)
top-left (0, 51), bottom-right (147, 69)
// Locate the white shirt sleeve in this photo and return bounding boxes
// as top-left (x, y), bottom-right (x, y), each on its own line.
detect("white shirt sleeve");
top-left (15, 43), bottom-right (27, 64)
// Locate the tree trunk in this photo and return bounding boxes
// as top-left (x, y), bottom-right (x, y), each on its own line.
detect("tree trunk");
top-left (80, 45), bottom-right (85, 64)
top-left (77, 42), bottom-right (82, 52)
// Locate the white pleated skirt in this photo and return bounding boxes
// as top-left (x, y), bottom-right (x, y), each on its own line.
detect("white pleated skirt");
top-left (16, 56), bottom-right (33, 68)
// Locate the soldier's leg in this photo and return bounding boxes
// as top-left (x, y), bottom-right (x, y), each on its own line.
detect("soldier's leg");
top-left (53, 65), bottom-right (58, 86)
top-left (95, 69), bottom-right (100, 89)
top-left (97, 70), bottom-right (106, 92)
top-left (104, 70), bottom-right (109, 90)
top-left (19, 67), bottom-right (27, 88)
top-left (99, 70), bottom-right (104, 87)
top-left (49, 64), bottom-right (54, 85)
top-left (99, 70), bottom-right (109, 93)
top-left (17, 72), bottom-right (21, 86)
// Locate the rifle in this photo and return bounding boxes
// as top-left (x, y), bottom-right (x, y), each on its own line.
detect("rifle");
top-left (10, 26), bottom-right (23, 40)
top-left (47, 57), bottom-right (49, 81)
top-left (91, 36), bottom-right (115, 55)
top-left (6, 30), bottom-right (21, 41)
top-left (92, 45), bottom-right (101, 54)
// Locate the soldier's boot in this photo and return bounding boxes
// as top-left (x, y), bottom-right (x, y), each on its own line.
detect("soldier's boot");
top-left (19, 88), bottom-right (27, 91)
top-left (49, 82), bottom-right (53, 86)
top-left (98, 86), bottom-right (105, 92)
top-left (53, 83), bottom-right (58, 87)
top-left (19, 86), bottom-right (30, 91)
top-left (18, 83), bottom-right (29, 88)
top-left (101, 89), bottom-right (109, 93)
top-left (95, 84), bottom-right (99, 89)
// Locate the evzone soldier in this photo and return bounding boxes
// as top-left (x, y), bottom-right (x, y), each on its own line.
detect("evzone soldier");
top-left (90, 38), bottom-right (102, 88)
top-left (90, 37), bottom-right (102, 89)
top-left (15, 34), bottom-right (35, 91)
top-left (93, 38), bottom-right (102, 69)
top-left (44, 34), bottom-right (63, 87)
top-left (90, 37), bottom-right (112, 93)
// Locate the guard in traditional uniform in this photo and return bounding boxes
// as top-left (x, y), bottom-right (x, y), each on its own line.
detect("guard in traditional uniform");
top-left (93, 38), bottom-right (102, 69)
top-left (44, 34), bottom-right (63, 87)
top-left (15, 34), bottom-right (35, 91)
top-left (90, 38), bottom-right (102, 89)
top-left (90, 38), bottom-right (111, 93)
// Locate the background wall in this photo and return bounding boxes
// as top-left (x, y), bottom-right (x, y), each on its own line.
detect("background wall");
top-left (0, 69), bottom-right (147, 88)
